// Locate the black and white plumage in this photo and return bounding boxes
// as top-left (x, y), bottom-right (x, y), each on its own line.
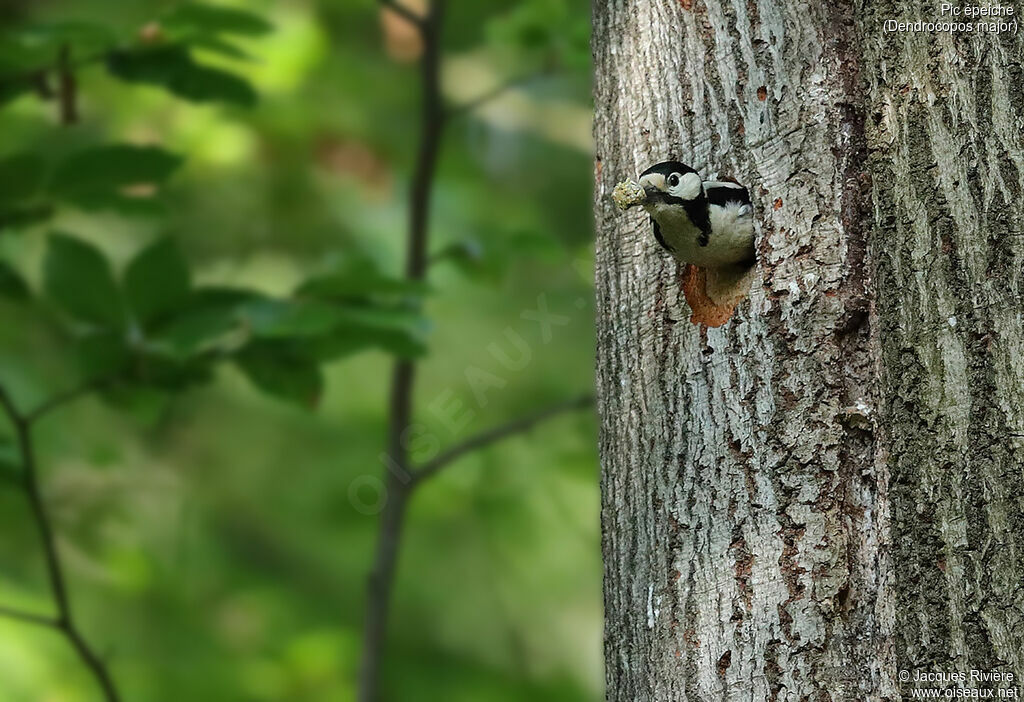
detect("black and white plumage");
top-left (635, 161), bottom-right (755, 269)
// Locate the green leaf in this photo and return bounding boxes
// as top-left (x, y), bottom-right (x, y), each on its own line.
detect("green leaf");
top-left (75, 329), bottom-right (214, 392)
top-left (314, 304), bottom-right (429, 359)
top-left (51, 144), bottom-right (183, 211)
top-left (333, 305), bottom-right (428, 333)
top-left (0, 152), bottom-right (53, 230)
top-left (0, 24), bottom-right (113, 105)
top-left (236, 343), bottom-right (323, 408)
top-left (0, 152), bottom-right (46, 206)
top-left (107, 46), bottom-right (257, 107)
top-left (297, 261), bottom-right (429, 301)
top-left (98, 385), bottom-right (170, 425)
top-left (307, 326), bottom-right (427, 361)
top-left (162, 3), bottom-right (273, 37)
top-left (0, 260), bottom-right (29, 300)
top-left (242, 299), bottom-right (347, 339)
top-left (148, 287), bottom-right (256, 359)
top-left (0, 204), bottom-right (55, 231)
top-left (149, 307), bottom-right (237, 359)
top-left (0, 21), bottom-right (117, 75)
top-left (191, 36), bottom-right (252, 61)
top-left (124, 237), bottom-right (191, 327)
top-left (74, 330), bottom-right (131, 379)
top-left (44, 233), bottom-right (124, 328)
top-left (239, 293), bottom-right (429, 360)
top-left (242, 297), bottom-right (429, 351)
top-left (52, 144), bottom-right (182, 194)
top-left (127, 351), bottom-right (213, 391)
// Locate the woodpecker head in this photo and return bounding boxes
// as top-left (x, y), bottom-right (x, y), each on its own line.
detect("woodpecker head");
top-left (637, 161), bottom-right (704, 206)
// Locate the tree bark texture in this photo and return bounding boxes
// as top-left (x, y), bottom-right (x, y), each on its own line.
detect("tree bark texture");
top-left (593, 0), bottom-right (1023, 700)
top-left (860, 0), bottom-right (1024, 681)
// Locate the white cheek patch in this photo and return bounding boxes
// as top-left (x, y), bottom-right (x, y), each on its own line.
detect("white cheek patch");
top-left (639, 173), bottom-right (665, 191)
top-left (677, 172), bottom-right (702, 200)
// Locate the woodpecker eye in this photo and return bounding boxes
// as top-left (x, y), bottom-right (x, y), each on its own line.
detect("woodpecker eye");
top-left (668, 174), bottom-right (680, 187)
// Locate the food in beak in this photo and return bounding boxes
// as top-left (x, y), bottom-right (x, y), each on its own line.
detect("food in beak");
top-left (612, 180), bottom-right (647, 210)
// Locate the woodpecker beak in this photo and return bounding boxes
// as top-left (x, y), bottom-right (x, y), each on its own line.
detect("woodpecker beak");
top-left (638, 173), bottom-right (667, 205)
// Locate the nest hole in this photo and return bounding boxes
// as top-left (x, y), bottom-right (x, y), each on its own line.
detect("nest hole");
top-left (680, 262), bottom-right (757, 328)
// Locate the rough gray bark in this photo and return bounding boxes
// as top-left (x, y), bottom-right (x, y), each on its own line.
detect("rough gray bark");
top-left (860, 0), bottom-right (1024, 679)
top-left (593, 0), bottom-right (1023, 700)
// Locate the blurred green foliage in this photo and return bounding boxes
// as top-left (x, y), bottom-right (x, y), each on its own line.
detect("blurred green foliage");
top-left (0, 0), bottom-right (598, 700)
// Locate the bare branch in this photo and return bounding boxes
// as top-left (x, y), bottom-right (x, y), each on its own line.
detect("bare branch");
top-left (378, 0), bottom-right (425, 29)
top-left (0, 381), bottom-right (121, 701)
top-left (0, 605), bottom-right (58, 628)
top-left (358, 4), bottom-right (592, 700)
top-left (57, 44), bottom-right (78, 125)
top-left (25, 378), bottom-right (108, 424)
top-left (358, 2), bottom-right (446, 700)
top-left (0, 49), bottom-right (107, 100)
top-left (412, 394), bottom-right (595, 485)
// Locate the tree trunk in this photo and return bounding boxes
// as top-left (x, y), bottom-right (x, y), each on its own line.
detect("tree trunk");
top-left (861, 0), bottom-right (1024, 682)
top-left (593, 1), bottom-right (1023, 700)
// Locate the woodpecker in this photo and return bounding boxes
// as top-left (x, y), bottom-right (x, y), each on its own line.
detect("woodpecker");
top-left (614, 161), bottom-right (755, 269)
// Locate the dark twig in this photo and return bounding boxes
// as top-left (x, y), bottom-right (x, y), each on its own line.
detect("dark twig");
top-left (0, 605), bottom-right (58, 628)
top-left (0, 383), bottom-right (121, 702)
top-left (412, 395), bottom-right (595, 485)
top-left (357, 2), bottom-right (445, 701)
top-left (378, 0), bottom-right (425, 29)
top-left (0, 49), bottom-right (108, 101)
top-left (57, 44), bottom-right (78, 125)
top-left (25, 378), bottom-right (107, 425)
top-left (357, 3), bottom-right (590, 701)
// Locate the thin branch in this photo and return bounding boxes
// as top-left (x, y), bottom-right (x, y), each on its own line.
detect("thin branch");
top-left (446, 70), bottom-right (552, 119)
top-left (0, 383), bottom-right (121, 701)
top-left (403, 10), bottom-right (446, 281)
top-left (0, 48), bottom-right (108, 95)
top-left (358, 4), bottom-right (592, 701)
top-left (57, 44), bottom-right (79, 125)
top-left (358, 2), bottom-right (446, 700)
top-left (378, 0), bottom-right (425, 29)
top-left (0, 605), bottom-right (58, 628)
top-left (412, 394), bottom-right (595, 485)
top-left (17, 422), bottom-right (74, 631)
top-left (25, 378), bottom-right (107, 424)
top-left (63, 626), bottom-right (120, 700)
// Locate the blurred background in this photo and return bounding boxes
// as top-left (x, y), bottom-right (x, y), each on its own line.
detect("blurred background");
top-left (0, 0), bottom-right (598, 700)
